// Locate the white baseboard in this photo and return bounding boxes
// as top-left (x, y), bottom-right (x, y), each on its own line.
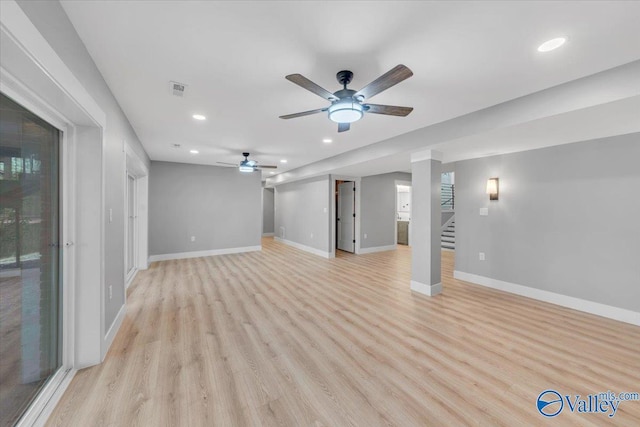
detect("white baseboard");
top-left (125, 268), bottom-right (138, 289)
top-left (148, 245), bottom-right (261, 263)
top-left (453, 270), bottom-right (640, 326)
top-left (262, 232), bottom-right (275, 237)
top-left (103, 302), bottom-right (126, 360)
top-left (411, 280), bottom-right (442, 296)
top-left (274, 237), bottom-right (331, 259)
top-left (358, 244), bottom-right (397, 254)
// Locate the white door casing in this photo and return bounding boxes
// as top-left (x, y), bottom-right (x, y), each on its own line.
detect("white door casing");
top-left (337, 181), bottom-right (355, 253)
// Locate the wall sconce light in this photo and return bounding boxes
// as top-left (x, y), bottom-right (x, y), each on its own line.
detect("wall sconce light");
top-left (486, 178), bottom-right (499, 200)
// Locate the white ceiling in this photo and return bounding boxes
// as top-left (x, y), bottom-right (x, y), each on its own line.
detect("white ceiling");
top-left (60, 1), bottom-right (640, 179)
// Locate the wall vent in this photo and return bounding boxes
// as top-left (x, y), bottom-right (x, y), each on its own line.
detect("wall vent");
top-left (169, 81), bottom-right (187, 97)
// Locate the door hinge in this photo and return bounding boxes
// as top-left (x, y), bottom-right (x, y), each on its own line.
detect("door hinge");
top-left (352, 213), bottom-right (356, 217)
top-left (353, 239), bottom-right (356, 243)
top-left (353, 187), bottom-right (356, 191)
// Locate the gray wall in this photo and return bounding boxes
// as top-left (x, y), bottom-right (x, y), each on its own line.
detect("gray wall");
top-left (360, 172), bottom-right (411, 249)
top-left (274, 175), bottom-right (331, 253)
top-left (149, 162), bottom-right (261, 255)
top-left (262, 188), bottom-right (275, 234)
top-left (455, 133), bottom-right (640, 311)
top-left (17, 0), bottom-right (151, 333)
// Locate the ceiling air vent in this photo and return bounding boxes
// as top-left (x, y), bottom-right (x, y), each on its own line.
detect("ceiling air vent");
top-left (170, 81), bottom-right (187, 97)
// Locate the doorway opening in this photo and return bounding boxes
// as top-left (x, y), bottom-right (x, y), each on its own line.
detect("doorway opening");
top-left (125, 173), bottom-right (137, 285)
top-left (124, 146), bottom-right (149, 290)
top-left (396, 184), bottom-right (411, 245)
top-left (335, 180), bottom-right (355, 254)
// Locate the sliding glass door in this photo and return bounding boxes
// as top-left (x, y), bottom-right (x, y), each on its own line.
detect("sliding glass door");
top-left (0, 93), bottom-right (62, 426)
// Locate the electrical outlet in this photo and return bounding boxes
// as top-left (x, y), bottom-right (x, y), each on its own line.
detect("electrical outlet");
top-left (108, 285), bottom-right (113, 299)
top-left (310, 232), bottom-right (314, 239)
top-left (364, 233), bottom-right (368, 239)
top-left (191, 236), bottom-right (196, 242)
top-left (479, 252), bottom-right (485, 261)
top-left (109, 208), bottom-right (113, 223)
top-left (323, 207), bottom-right (327, 213)
top-left (479, 208), bottom-right (488, 216)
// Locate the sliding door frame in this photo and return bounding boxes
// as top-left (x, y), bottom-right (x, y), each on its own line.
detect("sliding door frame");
top-left (1, 73), bottom-right (76, 427)
top-left (2, 1), bottom-right (109, 424)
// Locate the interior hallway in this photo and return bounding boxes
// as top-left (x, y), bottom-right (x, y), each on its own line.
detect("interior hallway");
top-left (46, 238), bottom-right (640, 426)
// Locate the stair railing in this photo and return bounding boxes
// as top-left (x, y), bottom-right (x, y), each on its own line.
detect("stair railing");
top-left (441, 183), bottom-right (454, 210)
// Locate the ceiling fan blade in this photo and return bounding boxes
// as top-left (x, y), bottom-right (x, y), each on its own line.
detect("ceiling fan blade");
top-left (365, 104), bottom-right (414, 116)
top-left (355, 64), bottom-right (413, 100)
top-left (279, 108), bottom-right (326, 120)
top-left (216, 162), bottom-right (238, 167)
top-left (256, 165), bottom-right (278, 169)
top-left (338, 122), bottom-right (350, 133)
top-left (285, 74), bottom-right (338, 101)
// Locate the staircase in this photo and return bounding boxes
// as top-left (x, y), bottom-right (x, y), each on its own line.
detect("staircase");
top-left (441, 220), bottom-right (455, 250)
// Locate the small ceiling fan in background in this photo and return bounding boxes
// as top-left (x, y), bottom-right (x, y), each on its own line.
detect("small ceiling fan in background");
top-left (280, 64), bottom-right (414, 132)
top-left (217, 152), bottom-right (277, 173)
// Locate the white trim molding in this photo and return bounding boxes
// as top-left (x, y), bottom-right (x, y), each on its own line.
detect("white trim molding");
top-left (262, 232), bottom-right (275, 237)
top-left (454, 270), bottom-right (640, 326)
top-left (274, 237), bottom-right (331, 259)
top-left (126, 268), bottom-right (139, 290)
top-left (411, 280), bottom-right (443, 296)
top-left (17, 368), bottom-right (76, 427)
top-left (0, 0), bottom-right (106, 127)
top-left (148, 245), bottom-right (262, 263)
top-left (411, 149), bottom-right (443, 163)
top-left (102, 304), bottom-right (126, 361)
top-left (359, 244), bottom-right (397, 254)
top-left (329, 175), bottom-right (362, 257)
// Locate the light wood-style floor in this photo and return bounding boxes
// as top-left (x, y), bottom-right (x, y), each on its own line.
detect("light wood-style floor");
top-left (47, 238), bottom-right (640, 426)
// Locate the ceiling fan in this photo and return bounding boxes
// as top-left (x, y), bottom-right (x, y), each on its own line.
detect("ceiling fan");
top-left (217, 152), bottom-right (277, 173)
top-left (280, 64), bottom-right (414, 132)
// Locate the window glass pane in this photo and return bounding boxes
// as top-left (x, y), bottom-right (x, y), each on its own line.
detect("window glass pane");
top-left (0, 92), bottom-right (61, 426)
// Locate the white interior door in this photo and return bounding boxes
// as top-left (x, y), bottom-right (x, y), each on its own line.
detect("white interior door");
top-left (337, 181), bottom-right (355, 253)
top-left (126, 174), bottom-right (136, 279)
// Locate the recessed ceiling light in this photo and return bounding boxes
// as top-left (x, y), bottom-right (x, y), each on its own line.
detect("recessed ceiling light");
top-left (537, 37), bottom-right (567, 52)
top-left (280, 159), bottom-right (287, 163)
top-left (192, 114), bottom-right (206, 120)
top-left (190, 149), bottom-right (199, 154)
top-left (323, 138), bottom-right (332, 143)
top-left (269, 172), bottom-right (275, 175)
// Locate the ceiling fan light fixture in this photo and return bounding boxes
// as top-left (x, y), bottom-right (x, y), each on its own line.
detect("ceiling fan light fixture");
top-left (239, 165), bottom-right (254, 173)
top-left (328, 100), bottom-right (363, 123)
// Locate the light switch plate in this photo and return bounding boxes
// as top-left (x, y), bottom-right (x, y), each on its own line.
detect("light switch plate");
top-left (479, 208), bottom-right (489, 216)
top-left (479, 252), bottom-right (485, 261)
